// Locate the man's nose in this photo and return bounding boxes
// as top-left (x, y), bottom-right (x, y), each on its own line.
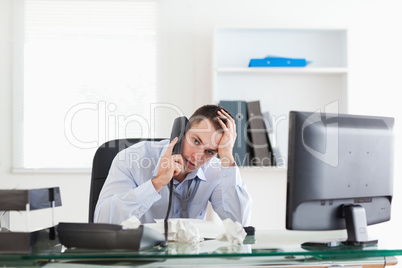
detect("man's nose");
top-left (192, 150), bottom-right (204, 161)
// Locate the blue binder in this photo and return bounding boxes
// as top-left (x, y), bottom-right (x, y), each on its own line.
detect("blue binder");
top-left (249, 56), bottom-right (312, 67)
top-left (219, 100), bottom-right (249, 166)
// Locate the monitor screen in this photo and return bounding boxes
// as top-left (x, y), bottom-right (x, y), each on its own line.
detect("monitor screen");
top-left (286, 111), bottom-right (394, 247)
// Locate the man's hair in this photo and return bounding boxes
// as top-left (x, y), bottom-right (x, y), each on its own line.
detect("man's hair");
top-left (189, 104), bottom-right (234, 131)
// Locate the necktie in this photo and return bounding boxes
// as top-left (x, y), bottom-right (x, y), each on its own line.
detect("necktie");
top-left (172, 178), bottom-right (200, 218)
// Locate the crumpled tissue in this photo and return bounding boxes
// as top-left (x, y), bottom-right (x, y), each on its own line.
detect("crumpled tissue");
top-left (217, 218), bottom-right (247, 245)
top-left (168, 219), bottom-right (203, 244)
top-left (120, 215), bottom-right (141, 229)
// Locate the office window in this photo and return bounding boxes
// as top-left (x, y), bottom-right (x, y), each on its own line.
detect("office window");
top-left (13, 0), bottom-right (158, 171)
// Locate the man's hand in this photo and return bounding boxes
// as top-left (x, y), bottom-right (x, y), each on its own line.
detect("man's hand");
top-left (217, 109), bottom-right (237, 167)
top-left (152, 137), bottom-right (183, 192)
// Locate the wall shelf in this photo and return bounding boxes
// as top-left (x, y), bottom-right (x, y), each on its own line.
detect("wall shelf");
top-left (216, 67), bottom-right (348, 74)
top-left (212, 27), bottom-right (348, 163)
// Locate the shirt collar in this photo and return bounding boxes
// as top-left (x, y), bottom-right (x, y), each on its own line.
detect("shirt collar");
top-left (183, 168), bottom-right (207, 182)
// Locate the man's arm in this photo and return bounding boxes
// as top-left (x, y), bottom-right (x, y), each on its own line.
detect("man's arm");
top-left (94, 139), bottom-right (183, 224)
top-left (210, 108), bottom-right (252, 226)
top-left (216, 109), bottom-right (236, 167)
top-left (93, 156), bottom-right (161, 224)
top-left (209, 164), bottom-right (252, 226)
top-left (94, 142), bottom-right (170, 224)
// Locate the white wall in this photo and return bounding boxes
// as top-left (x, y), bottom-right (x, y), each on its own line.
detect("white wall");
top-left (1, 0), bottom-right (402, 251)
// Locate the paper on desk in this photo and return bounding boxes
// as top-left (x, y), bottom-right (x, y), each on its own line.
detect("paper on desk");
top-left (121, 217), bottom-right (245, 245)
top-left (217, 218), bottom-right (247, 245)
top-left (120, 215), bottom-right (141, 229)
top-left (121, 216), bottom-right (201, 244)
top-left (150, 219), bottom-right (225, 241)
top-left (121, 216), bottom-right (247, 245)
top-left (169, 219), bottom-right (203, 244)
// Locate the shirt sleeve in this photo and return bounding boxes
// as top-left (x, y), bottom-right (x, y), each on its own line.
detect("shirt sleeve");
top-left (209, 163), bottom-right (252, 226)
top-left (93, 145), bottom-right (162, 224)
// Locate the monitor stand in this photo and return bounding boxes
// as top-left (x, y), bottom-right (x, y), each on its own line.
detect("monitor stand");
top-left (302, 204), bottom-right (378, 248)
top-left (342, 204), bottom-right (378, 246)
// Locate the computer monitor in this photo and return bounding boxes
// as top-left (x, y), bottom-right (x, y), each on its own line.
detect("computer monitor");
top-left (286, 110), bottom-right (394, 247)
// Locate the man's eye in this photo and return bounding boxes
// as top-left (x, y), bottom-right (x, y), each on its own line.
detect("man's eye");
top-left (205, 150), bottom-right (213, 155)
top-left (193, 139), bottom-right (199, 145)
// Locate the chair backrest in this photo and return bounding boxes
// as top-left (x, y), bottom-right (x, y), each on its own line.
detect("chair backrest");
top-left (89, 138), bottom-right (164, 222)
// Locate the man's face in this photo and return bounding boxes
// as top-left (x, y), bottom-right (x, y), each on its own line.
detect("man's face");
top-left (181, 119), bottom-right (222, 173)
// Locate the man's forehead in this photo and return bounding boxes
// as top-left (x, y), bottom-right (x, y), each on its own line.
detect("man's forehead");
top-left (188, 119), bottom-right (222, 148)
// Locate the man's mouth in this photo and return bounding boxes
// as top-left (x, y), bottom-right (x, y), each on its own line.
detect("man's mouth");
top-left (186, 159), bottom-right (195, 167)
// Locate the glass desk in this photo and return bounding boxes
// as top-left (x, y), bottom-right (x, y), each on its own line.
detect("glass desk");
top-left (1, 229), bottom-right (402, 267)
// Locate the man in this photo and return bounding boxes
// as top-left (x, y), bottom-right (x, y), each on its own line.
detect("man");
top-left (94, 104), bottom-right (252, 226)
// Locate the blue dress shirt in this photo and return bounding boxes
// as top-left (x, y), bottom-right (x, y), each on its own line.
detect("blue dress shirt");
top-left (94, 140), bottom-right (252, 226)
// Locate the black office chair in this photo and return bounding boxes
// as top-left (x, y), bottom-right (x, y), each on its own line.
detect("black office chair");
top-left (88, 138), bottom-right (164, 223)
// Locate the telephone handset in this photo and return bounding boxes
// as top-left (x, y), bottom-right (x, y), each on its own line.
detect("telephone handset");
top-left (170, 116), bottom-right (189, 155)
top-left (163, 116), bottom-right (189, 246)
